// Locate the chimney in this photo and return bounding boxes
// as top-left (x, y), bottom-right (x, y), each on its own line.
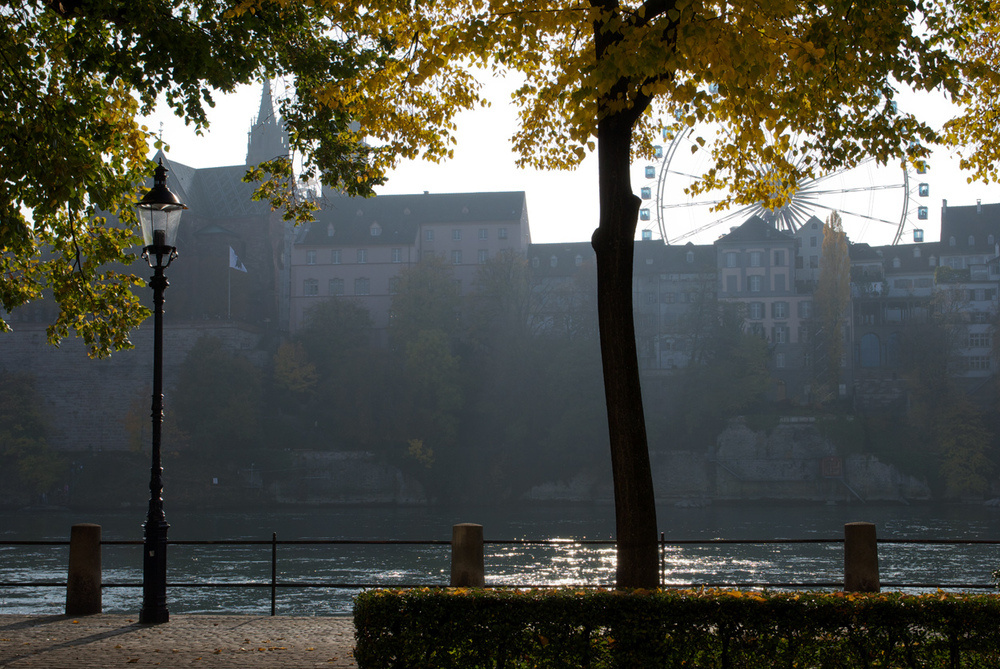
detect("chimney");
top-left (977, 199), bottom-right (982, 213)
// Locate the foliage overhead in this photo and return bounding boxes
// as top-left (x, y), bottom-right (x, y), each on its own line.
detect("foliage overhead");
top-left (0, 0), bottom-right (389, 355)
top-left (5, 0), bottom-right (1000, 355)
top-left (260, 0), bottom-right (999, 208)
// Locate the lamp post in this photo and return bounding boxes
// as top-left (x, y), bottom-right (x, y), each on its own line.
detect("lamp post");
top-left (136, 158), bottom-right (187, 625)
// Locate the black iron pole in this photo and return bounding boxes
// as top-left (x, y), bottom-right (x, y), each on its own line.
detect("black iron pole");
top-left (140, 247), bottom-right (170, 624)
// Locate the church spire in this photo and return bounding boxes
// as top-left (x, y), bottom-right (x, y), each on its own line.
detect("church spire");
top-left (246, 80), bottom-right (289, 167)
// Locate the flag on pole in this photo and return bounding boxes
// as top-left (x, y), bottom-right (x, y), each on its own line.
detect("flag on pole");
top-left (229, 247), bottom-right (248, 272)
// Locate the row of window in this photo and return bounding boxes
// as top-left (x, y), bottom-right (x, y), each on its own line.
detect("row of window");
top-left (425, 227), bottom-right (509, 242)
top-left (306, 248), bottom-right (498, 266)
top-left (533, 255), bottom-right (585, 268)
top-left (307, 248), bottom-right (398, 265)
top-left (968, 355), bottom-right (992, 371)
top-left (947, 234), bottom-right (996, 247)
top-left (641, 291), bottom-right (717, 304)
top-left (969, 332), bottom-right (993, 348)
top-left (303, 277), bottom-right (400, 297)
top-left (747, 301), bottom-right (811, 320)
top-left (724, 273), bottom-right (790, 293)
top-left (724, 250), bottom-right (788, 268)
top-left (746, 323), bottom-right (791, 344)
top-left (891, 277), bottom-right (935, 290)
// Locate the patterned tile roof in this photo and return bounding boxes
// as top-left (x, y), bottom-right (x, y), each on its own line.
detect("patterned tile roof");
top-left (297, 192), bottom-right (527, 246)
top-left (716, 216), bottom-right (796, 244)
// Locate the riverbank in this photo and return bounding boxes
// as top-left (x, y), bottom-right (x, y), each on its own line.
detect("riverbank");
top-left (0, 615), bottom-right (356, 668)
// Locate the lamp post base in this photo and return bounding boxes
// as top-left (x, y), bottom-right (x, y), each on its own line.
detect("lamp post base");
top-left (139, 517), bottom-right (170, 625)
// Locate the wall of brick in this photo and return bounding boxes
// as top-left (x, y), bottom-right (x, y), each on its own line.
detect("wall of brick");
top-left (0, 322), bottom-right (266, 453)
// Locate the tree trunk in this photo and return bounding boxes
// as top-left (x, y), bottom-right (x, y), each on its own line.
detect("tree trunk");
top-left (592, 112), bottom-right (659, 589)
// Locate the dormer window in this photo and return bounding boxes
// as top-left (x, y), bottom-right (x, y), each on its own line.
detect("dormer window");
top-left (990, 234), bottom-right (996, 245)
top-left (370, 223), bottom-right (382, 236)
top-left (913, 246), bottom-right (921, 258)
top-left (327, 223), bottom-right (335, 237)
top-left (892, 257), bottom-right (901, 268)
top-left (929, 255), bottom-right (937, 267)
top-left (575, 254), bottom-right (583, 267)
top-left (550, 255), bottom-right (558, 268)
top-left (686, 251), bottom-right (694, 263)
top-left (532, 257), bottom-right (539, 268)
top-left (969, 235), bottom-right (975, 246)
top-left (950, 236), bottom-right (956, 246)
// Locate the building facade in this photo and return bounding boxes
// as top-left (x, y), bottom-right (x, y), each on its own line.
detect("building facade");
top-left (290, 192), bottom-right (530, 334)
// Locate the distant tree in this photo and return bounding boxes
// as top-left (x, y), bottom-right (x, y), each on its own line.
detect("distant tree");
top-left (935, 399), bottom-right (993, 499)
top-left (812, 211), bottom-right (851, 400)
top-left (533, 258), bottom-right (600, 343)
top-left (398, 329), bottom-right (464, 491)
top-left (674, 302), bottom-right (770, 448)
top-left (898, 288), bottom-right (996, 496)
top-left (272, 342), bottom-right (318, 396)
top-left (296, 299), bottom-right (374, 372)
top-left (172, 336), bottom-right (264, 457)
top-left (0, 372), bottom-right (64, 497)
top-left (469, 249), bottom-right (536, 350)
top-left (288, 299), bottom-right (393, 451)
top-left (389, 257), bottom-right (462, 349)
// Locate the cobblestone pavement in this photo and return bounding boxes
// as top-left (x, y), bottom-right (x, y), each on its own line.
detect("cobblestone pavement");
top-left (0, 615), bottom-right (356, 668)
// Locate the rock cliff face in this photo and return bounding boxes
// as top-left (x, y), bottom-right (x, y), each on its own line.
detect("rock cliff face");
top-left (706, 418), bottom-right (929, 503)
top-left (528, 417), bottom-right (930, 504)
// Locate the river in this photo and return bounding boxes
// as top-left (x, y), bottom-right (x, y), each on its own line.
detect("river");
top-left (1, 503), bottom-right (998, 615)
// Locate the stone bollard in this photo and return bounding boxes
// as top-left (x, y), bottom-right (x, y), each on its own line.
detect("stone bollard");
top-left (844, 522), bottom-right (880, 593)
top-left (450, 523), bottom-right (485, 587)
top-left (66, 523), bottom-right (102, 615)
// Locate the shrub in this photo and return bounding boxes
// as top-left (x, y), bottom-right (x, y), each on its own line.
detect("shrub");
top-left (354, 587), bottom-right (1000, 668)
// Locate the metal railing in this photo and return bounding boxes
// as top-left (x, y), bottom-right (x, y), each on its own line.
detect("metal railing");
top-left (2, 533), bottom-right (998, 616)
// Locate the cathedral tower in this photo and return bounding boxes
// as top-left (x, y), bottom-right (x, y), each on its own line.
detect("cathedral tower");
top-left (246, 80), bottom-right (289, 166)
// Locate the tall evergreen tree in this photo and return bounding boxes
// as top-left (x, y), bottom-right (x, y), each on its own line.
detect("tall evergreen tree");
top-left (813, 211), bottom-right (851, 400)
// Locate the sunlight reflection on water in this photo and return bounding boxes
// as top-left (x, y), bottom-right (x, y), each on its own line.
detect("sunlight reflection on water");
top-left (3, 505), bottom-right (999, 615)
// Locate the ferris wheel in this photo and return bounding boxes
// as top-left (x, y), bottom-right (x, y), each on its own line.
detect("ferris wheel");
top-left (637, 125), bottom-right (931, 246)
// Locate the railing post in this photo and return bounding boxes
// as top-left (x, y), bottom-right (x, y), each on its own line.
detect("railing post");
top-left (660, 531), bottom-right (665, 587)
top-left (844, 522), bottom-right (880, 593)
top-left (451, 523), bottom-right (485, 587)
top-left (271, 532), bottom-right (277, 616)
top-left (66, 523), bottom-right (102, 615)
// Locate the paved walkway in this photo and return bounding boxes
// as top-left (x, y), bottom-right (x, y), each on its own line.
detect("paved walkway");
top-left (0, 615), bottom-right (356, 668)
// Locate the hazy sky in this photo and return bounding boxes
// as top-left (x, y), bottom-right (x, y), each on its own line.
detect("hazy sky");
top-left (143, 78), bottom-right (1000, 247)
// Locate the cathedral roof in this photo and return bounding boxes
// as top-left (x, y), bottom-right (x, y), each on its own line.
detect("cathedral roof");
top-left (156, 154), bottom-right (272, 220)
top-left (298, 192), bottom-right (527, 246)
top-left (716, 215), bottom-right (796, 244)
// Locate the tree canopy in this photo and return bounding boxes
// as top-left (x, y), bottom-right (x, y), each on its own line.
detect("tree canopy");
top-left (6, 0), bottom-right (1000, 585)
top-left (0, 0), bottom-right (389, 355)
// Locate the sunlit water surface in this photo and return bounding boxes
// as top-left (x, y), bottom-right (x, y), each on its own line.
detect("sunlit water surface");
top-left (2, 503), bottom-right (998, 615)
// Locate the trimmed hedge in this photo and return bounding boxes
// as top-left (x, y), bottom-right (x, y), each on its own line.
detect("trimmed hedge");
top-left (354, 588), bottom-right (1000, 668)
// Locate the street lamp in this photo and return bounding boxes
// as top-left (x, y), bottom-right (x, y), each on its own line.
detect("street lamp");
top-left (136, 158), bottom-right (187, 625)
